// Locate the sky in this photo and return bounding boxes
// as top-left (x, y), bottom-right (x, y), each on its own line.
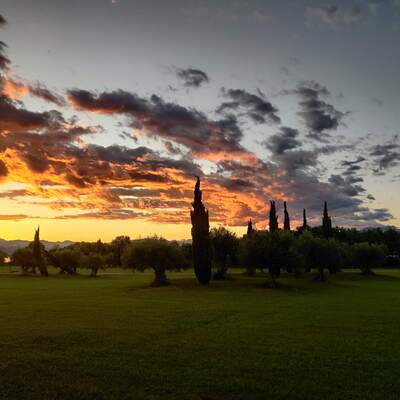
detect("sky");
top-left (0, 0), bottom-right (399, 241)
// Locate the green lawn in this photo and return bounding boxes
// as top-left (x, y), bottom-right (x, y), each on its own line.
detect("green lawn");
top-left (1, 270), bottom-right (400, 400)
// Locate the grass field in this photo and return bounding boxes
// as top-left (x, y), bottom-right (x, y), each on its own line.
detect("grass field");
top-left (1, 270), bottom-right (400, 400)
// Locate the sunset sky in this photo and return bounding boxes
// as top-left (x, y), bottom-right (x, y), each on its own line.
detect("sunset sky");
top-left (0, 0), bottom-right (399, 241)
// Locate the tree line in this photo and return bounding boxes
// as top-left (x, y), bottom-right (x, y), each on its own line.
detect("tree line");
top-left (3, 178), bottom-right (400, 287)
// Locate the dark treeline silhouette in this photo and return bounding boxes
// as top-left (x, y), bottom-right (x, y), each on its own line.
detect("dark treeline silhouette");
top-left (3, 178), bottom-right (400, 286)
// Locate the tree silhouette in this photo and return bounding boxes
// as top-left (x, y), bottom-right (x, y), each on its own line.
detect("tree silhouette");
top-left (269, 201), bottom-right (278, 232)
top-left (302, 208), bottom-right (309, 230)
top-left (111, 235), bottom-right (131, 266)
top-left (283, 201), bottom-right (290, 231)
top-left (33, 227), bottom-right (48, 276)
top-left (322, 201), bottom-right (333, 238)
top-left (190, 177), bottom-right (212, 285)
top-left (210, 227), bottom-right (238, 280)
top-left (247, 219), bottom-right (254, 235)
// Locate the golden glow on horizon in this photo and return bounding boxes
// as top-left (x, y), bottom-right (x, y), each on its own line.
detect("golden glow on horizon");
top-left (0, 218), bottom-right (250, 242)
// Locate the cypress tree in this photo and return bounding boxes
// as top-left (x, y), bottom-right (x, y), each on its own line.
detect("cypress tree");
top-left (302, 208), bottom-right (309, 230)
top-left (33, 227), bottom-right (48, 277)
top-left (190, 177), bottom-right (212, 285)
top-left (269, 201), bottom-right (278, 232)
top-left (247, 219), bottom-right (254, 235)
top-left (322, 201), bottom-right (333, 238)
top-left (283, 201), bottom-right (290, 231)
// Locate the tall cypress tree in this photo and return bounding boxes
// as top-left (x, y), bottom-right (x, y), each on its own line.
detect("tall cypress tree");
top-left (322, 201), bottom-right (333, 238)
top-left (283, 201), bottom-right (290, 231)
top-left (190, 177), bottom-right (212, 285)
top-left (302, 208), bottom-right (309, 230)
top-left (33, 227), bottom-right (48, 277)
top-left (247, 219), bottom-right (254, 235)
top-left (269, 201), bottom-right (279, 232)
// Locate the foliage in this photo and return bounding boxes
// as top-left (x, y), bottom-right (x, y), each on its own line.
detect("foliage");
top-left (322, 201), bottom-right (333, 238)
top-left (110, 236), bottom-right (131, 267)
top-left (353, 242), bottom-right (388, 275)
top-left (79, 253), bottom-right (106, 277)
top-left (48, 248), bottom-right (81, 275)
top-left (269, 200), bottom-right (278, 232)
top-left (11, 247), bottom-right (35, 273)
top-left (210, 227), bottom-right (239, 279)
top-left (33, 228), bottom-right (48, 276)
top-left (190, 177), bottom-right (212, 285)
top-left (283, 201), bottom-right (290, 231)
top-left (122, 237), bottom-right (187, 286)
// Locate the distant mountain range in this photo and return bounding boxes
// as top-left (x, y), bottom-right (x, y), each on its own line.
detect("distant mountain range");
top-left (0, 239), bottom-right (74, 255)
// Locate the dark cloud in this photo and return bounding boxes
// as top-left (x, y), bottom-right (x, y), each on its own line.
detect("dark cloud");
top-left (0, 189), bottom-right (28, 198)
top-left (293, 81), bottom-right (348, 140)
top-left (328, 174), bottom-right (365, 197)
top-left (343, 164), bottom-right (362, 176)
top-left (341, 156), bottom-right (366, 166)
top-left (0, 94), bottom-right (65, 132)
top-left (0, 15), bottom-right (7, 27)
top-left (56, 209), bottom-right (148, 220)
top-left (68, 89), bottom-right (248, 158)
top-left (0, 214), bottom-right (30, 221)
top-left (370, 135), bottom-right (400, 174)
top-left (28, 83), bottom-right (66, 107)
top-left (176, 67), bottom-right (210, 88)
top-left (306, 5), bottom-right (363, 26)
top-left (218, 88), bottom-right (280, 124)
top-left (263, 127), bottom-right (301, 155)
top-left (0, 41), bottom-right (10, 71)
top-left (352, 208), bottom-right (393, 222)
top-left (0, 159), bottom-right (8, 176)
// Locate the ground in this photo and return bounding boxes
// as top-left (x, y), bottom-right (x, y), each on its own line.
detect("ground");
top-left (1, 269), bottom-right (400, 400)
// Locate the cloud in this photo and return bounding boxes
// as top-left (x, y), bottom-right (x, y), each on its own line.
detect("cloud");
top-left (218, 88), bottom-right (280, 124)
top-left (28, 83), bottom-right (66, 107)
top-left (370, 135), bottom-right (400, 174)
top-left (341, 156), bottom-right (366, 166)
top-left (0, 15), bottom-right (7, 27)
top-left (0, 159), bottom-right (8, 177)
top-left (0, 94), bottom-right (65, 132)
top-left (0, 41), bottom-right (10, 71)
top-left (56, 209), bottom-right (148, 220)
top-left (0, 15), bottom-right (393, 229)
top-left (292, 81), bottom-right (349, 140)
top-left (176, 67), bottom-right (210, 88)
top-left (263, 127), bottom-right (301, 155)
top-left (67, 89), bottom-right (250, 160)
top-left (306, 5), bottom-right (364, 27)
top-left (328, 174), bottom-right (365, 197)
top-left (0, 214), bottom-right (30, 221)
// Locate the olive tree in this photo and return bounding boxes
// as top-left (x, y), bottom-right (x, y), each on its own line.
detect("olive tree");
top-left (47, 248), bottom-right (81, 275)
top-left (210, 227), bottom-right (238, 280)
top-left (79, 253), bottom-right (105, 277)
top-left (353, 242), bottom-right (387, 275)
top-left (122, 237), bottom-right (186, 286)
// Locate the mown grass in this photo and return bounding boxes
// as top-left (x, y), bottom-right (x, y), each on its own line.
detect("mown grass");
top-left (1, 270), bottom-right (400, 400)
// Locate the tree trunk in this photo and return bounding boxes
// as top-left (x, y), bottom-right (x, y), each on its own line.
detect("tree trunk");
top-left (264, 268), bottom-right (279, 288)
top-left (90, 267), bottom-right (98, 277)
top-left (151, 268), bottom-right (169, 287)
top-left (245, 267), bottom-right (256, 277)
top-left (317, 267), bottom-right (326, 282)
